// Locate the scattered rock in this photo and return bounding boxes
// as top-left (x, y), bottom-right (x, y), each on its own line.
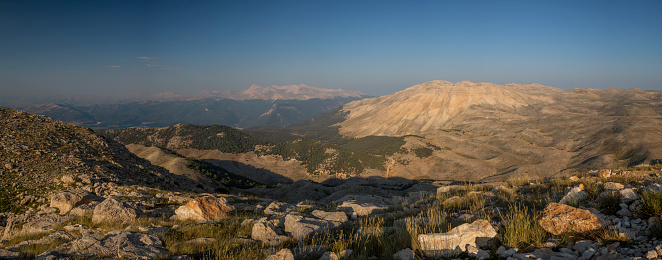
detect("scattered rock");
top-left (418, 219), bottom-right (497, 257)
top-left (538, 203), bottom-right (603, 235)
top-left (92, 197), bottom-right (140, 224)
top-left (174, 196), bottom-right (234, 222)
top-left (599, 169), bottom-right (612, 178)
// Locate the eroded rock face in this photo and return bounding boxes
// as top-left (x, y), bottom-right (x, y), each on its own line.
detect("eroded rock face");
top-left (174, 196), bottom-right (234, 222)
top-left (64, 230), bottom-right (167, 259)
top-left (92, 198), bottom-right (139, 224)
top-left (418, 219), bottom-right (497, 257)
top-left (49, 189), bottom-right (98, 214)
top-left (538, 203), bottom-right (603, 235)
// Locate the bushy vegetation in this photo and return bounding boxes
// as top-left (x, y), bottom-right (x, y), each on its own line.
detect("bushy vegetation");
top-left (186, 159), bottom-right (266, 189)
top-left (639, 190), bottom-right (662, 218)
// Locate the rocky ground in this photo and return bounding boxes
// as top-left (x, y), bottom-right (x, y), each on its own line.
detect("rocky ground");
top-left (2, 166), bottom-right (662, 259)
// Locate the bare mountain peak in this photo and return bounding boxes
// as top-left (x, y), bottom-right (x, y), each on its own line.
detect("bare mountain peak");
top-left (228, 84), bottom-right (367, 100)
top-left (337, 80), bottom-right (561, 137)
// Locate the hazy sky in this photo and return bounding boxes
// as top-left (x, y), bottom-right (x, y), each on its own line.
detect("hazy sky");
top-left (2, 0), bottom-right (662, 98)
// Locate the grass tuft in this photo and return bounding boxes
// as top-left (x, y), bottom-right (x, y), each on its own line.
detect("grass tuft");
top-left (501, 203), bottom-right (548, 249)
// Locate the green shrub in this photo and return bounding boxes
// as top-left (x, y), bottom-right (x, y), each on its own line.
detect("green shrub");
top-left (639, 190), bottom-right (662, 218)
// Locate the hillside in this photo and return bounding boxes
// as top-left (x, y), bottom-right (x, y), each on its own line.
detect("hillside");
top-left (221, 84), bottom-right (367, 100)
top-left (0, 106), bottom-right (212, 213)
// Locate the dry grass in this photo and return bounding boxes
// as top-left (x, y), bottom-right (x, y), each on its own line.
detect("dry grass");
top-left (500, 203), bottom-right (548, 249)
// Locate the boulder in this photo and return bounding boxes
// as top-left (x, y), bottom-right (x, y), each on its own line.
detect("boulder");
top-left (266, 248), bottom-right (295, 260)
top-left (251, 218), bottom-right (288, 246)
top-left (284, 212), bottom-right (347, 240)
top-left (49, 189), bottom-right (98, 214)
top-left (393, 248), bottom-right (415, 260)
top-left (559, 184), bottom-right (586, 205)
top-left (619, 188), bottom-right (638, 203)
top-left (174, 196), bottom-right (234, 222)
top-left (336, 194), bottom-right (390, 217)
top-left (538, 203), bottom-right (603, 235)
top-left (418, 219), bottom-right (497, 257)
top-left (92, 198), bottom-right (140, 224)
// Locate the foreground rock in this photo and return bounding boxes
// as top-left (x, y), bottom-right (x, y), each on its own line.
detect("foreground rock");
top-left (49, 189), bottom-right (99, 214)
top-left (418, 219), bottom-right (497, 257)
top-left (538, 203), bottom-right (603, 235)
top-left (92, 198), bottom-right (140, 224)
top-left (174, 196), bottom-right (234, 222)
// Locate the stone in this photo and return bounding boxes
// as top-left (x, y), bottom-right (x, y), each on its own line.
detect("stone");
top-left (251, 218), bottom-right (288, 246)
top-left (174, 196), bottom-right (234, 222)
top-left (264, 201), bottom-right (295, 215)
top-left (646, 250), bottom-right (658, 259)
top-left (538, 203), bottom-right (603, 235)
top-left (336, 194), bottom-right (390, 217)
top-left (49, 189), bottom-right (98, 214)
top-left (569, 176), bottom-right (580, 181)
top-left (92, 198), bottom-right (139, 224)
top-left (393, 248), bottom-right (415, 260)
top-left (603, 182), bottom-right (625, 190)
top-left (437, 185), bottom-right (459, 194)
top-left (559, 184), bottom-right (586, 205)
top-left (619, 189), bottom-right (638, 203)
top-left (466, 244), bottom-right (490, 259)
top-left (617, 208), bottom-right (632, 217)
top-left (418, 219), bottom-right (497, 257)
top-left (319, 251), bottom-right (339, 260)
top-left (284, 212), bottom-right (347, 240)
top-left (573, 240), bottom-right (598, 252)
top-left (311, 210), bottom-right (348, 223)
top-left (60, 175), bottom-right (76, 184)
top-left (291, 245), bottom-right (328, 260)
top-left (599, 169), bottom-right (612, 178)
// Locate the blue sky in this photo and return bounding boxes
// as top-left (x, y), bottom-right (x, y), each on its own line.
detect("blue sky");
top-left (1, 0), bottom-right (662, 98)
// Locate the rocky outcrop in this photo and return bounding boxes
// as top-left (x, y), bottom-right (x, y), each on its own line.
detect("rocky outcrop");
top-left (92, 198), bottom-right (139, 224)
top-left (538, 203), bottom-right (604, 235)
top-left (49, 189), bottom-right (99, 214)
top-left (174, 196), bottom-right (234, 222)
top-left (418, 219), bottom-right (497, 257)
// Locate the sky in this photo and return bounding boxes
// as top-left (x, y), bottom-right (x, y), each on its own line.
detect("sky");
top-left (1, 0), bottom-right (662, 100)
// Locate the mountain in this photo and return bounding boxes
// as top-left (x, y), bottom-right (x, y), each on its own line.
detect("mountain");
top-left (11, 85), bottom-right (369, 130)
top-left (283, 80), bottom-right (662, 181)
top-left (221, 84), bottom-right (367, 100)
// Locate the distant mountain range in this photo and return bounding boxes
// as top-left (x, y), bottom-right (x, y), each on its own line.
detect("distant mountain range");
top-left (10, 85), bottom-right (370, 130)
